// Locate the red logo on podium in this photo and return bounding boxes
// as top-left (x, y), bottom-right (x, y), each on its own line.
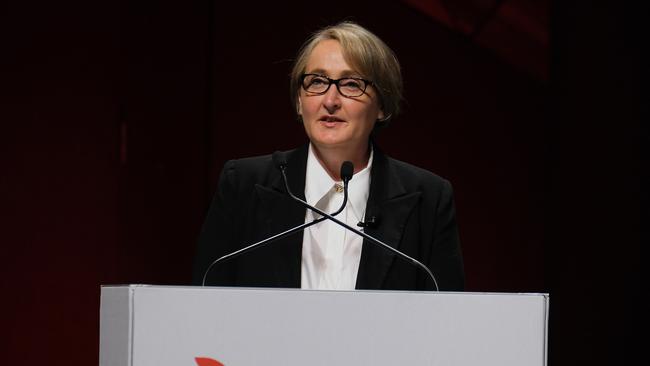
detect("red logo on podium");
top-left (195, 357), bottom-right (224, 366)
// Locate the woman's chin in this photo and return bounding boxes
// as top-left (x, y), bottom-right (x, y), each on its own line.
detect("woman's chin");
top-left (311, 137), bottom-right (348, 149)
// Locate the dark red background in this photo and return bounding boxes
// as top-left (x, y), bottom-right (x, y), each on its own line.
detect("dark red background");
top-left (1, 1), bottom-right (640, 365)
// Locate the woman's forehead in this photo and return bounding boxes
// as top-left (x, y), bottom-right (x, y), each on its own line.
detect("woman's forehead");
top-left (305, 40), bottom-right (362, 77)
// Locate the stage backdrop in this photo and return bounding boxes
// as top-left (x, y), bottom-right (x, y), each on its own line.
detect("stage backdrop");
top-left (1, 1), bottom-right (638, 365)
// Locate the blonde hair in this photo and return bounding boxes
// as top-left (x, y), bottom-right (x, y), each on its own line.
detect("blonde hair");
top-left (290, 21), bottom-right (403, 127)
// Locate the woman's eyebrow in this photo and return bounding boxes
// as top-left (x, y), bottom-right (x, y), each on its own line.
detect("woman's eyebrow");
top-left (305, 68), bottom-right (361, 78)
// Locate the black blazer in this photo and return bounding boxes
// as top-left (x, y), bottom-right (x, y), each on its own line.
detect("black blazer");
top-left (192, 144), bottom-right (464, 291)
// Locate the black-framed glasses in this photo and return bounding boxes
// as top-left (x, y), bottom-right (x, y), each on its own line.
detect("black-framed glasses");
top-left (300, 73), bottom-right (373, 97)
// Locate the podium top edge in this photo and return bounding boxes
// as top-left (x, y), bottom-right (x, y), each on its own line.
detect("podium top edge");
top-left (99, 284), bottom-right (549, 297)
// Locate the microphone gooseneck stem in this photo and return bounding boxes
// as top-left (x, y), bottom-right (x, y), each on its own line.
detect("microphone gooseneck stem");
top-left (280, 166), bottom-right (440, 291)
top-left (201, 170), bottom-right (350, 287)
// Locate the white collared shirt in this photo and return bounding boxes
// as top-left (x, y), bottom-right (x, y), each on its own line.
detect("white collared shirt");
top-left (301, 144), bottom-right (373, 290)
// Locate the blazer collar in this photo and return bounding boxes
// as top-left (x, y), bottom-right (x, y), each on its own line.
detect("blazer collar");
top-left (356, 145), bottom-right (421, 289)
top-left (270, 144), bottom-right (309, 200)
top-left (366, 145), bottom-right (407, 205)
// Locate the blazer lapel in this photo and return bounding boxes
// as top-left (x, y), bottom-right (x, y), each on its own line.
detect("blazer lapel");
top-left (252, 145), bottom-right (308, 288)
top-left (356, 147), bottom-right (421, 289)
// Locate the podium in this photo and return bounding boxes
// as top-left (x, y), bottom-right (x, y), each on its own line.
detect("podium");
top-left (99, 285), bottom-right (548, 366)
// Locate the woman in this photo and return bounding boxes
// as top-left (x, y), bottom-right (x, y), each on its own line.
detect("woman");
top-left (193, 21), bottom-right (464, 291)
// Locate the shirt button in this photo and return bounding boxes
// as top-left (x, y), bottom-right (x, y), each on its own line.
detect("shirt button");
top-left (334, 184), bottom-right (344, 193)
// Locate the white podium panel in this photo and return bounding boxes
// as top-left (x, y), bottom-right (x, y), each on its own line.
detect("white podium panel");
top-left (99, 285), bottom-right (548, 366)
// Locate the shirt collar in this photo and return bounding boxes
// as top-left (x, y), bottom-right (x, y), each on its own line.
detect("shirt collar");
top-left (305, 144), bottom-right (335, 206)
top-left (348, 149), bottom-right (372, 221)
top-left (304, 143), bottom-right (373, 219)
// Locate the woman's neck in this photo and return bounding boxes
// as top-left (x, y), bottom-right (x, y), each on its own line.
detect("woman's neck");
top-left (312, 142), bottom-right (370, 181)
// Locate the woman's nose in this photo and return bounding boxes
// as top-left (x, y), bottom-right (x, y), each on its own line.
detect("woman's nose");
top-left (322, 84), bottom-right (342, 113)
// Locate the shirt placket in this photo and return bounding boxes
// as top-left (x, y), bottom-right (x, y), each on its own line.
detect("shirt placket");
top-left (320, 184), bottom-right (346, 289)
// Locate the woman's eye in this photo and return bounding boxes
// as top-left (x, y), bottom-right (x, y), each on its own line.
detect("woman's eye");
top-left (341, 80), bottom-right (361, 88)
top-left (310, 77), bottom-right (328, 85)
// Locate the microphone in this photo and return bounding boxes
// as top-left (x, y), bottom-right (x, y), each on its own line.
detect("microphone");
top-left (201, 153), bottom-right (353, 286)
top-left (278, 162), bottom-right (440, 291)
top-left (340, 160), bottom-right (353, 184)
top-left (357, 215), bottom-right (378, 228)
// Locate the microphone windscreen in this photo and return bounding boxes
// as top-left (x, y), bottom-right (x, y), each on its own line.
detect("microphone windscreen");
top-left (341, 161), bottom-right (354, 181)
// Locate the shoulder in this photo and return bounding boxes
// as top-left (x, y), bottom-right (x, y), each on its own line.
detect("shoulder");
top-left (224, 153), bottom-right (274, 175)
top-left (218, 153), bottom-right (276, 192)
top-left (385, 155), bottom-right (452, 193)
top-left (219, 146), bottom-right (305, 187)
top-left (379, 154), bottom-right (456, 217)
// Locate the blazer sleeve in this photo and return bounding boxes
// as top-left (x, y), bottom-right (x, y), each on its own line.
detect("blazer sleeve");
top-left (192, 160), bottom-right (241, 286)
top-left (428, 179), bottom-right (465, 291)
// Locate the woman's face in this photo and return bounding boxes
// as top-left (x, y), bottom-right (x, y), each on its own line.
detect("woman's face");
top-left (298, 40), bottom-right (384, 152)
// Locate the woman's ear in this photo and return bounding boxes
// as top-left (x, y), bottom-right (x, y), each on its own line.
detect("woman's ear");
top-left (377, 109), bottom-right (385, 121)
top-left (297, 96), bottom-right (303, 115)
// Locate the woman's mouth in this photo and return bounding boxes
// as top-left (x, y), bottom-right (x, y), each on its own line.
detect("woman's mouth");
top-left (318, 115), bottom-right (346, 126)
